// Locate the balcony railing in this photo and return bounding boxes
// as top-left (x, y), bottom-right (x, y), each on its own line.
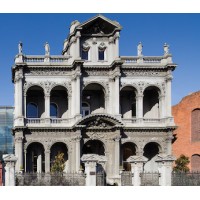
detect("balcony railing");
top-left (22, 55), bottom-right (68, 63)
top-left (121, 56), bottom-right (166, 64)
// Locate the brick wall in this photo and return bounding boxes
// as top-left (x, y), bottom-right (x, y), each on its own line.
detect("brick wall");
top-left (0, 162), bottom-right (2, 186)
top-left (172, 91), bottom-right (200, 171)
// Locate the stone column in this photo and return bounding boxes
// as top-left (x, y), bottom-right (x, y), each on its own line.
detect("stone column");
top-left (127, 155), bottom-right (148, 186)
top-left (75, 136), bottom-right (81, 172)
top-left (24, 94), bottom-right (27, 118)
top-left (71, 79), bottom-right (76, 117)
top-left (114, 32), bottom-right (120, 58)
top-left (68, 95), bottom-right (72, 118)
top-left (45, 94), bottom-right (50, 124)
top-left (137, 94), bottom-right (143, 122)
top-left (76, 74), bottom-right (81, 116)
top-left (45, 150), bottom-right (50, 173)
top-left (114, 136), bottom-right (120, 177)
top-left (159, 95), bottom-right (165, 119)
top-left (24, 149), bottom-right (27, 172)
top-left (75, 31), bottom-right (81, 59)
top-left (114, 75), bottom-right (120, 116)
top-left (3, 154), bottom-right (18, 186)
top-left (156, 154), bottom-right (176, 186)
top-left (166, 71), bottom-right (173, 117)
top-left (14, 131), bottom-right (23, 172)
top-left (14, 68), bottom-right (24, 126)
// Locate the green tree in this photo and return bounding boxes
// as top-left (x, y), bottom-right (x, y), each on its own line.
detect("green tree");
top-left (173, 154), bottom-right (190, 172)
top-left (51, 152), bottom-right (65, 173)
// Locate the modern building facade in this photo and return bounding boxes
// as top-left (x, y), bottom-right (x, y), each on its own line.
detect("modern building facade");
top-left (12, 15), bottom-right (177, 184)
top-left (172, 91), bottom-right (200, 171)
top-left (0, 107), bottom-right (14, 160)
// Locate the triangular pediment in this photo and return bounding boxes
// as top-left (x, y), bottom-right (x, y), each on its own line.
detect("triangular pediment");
top-left (77, 15), bottom-right (122, 36)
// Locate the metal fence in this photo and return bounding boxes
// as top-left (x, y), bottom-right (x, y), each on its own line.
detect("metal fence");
top-left (96, 171), bottom-right (106, 186)
top-left (121, 171), bottom-right (132, 186)
top-left (16, 172), bottom-right (86, 186)
top-left (172, 172), bottom-right (200, 186)
top-left (140, 172), bottom-right (160, 186)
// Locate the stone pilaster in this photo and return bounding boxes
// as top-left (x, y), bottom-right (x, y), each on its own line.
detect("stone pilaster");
top-left (127, 155), bottom-right (148, 186)
top-left (166, 71), bottom-right (173, 117)
top-left (14, 68), bottom-right (24, 126)
top-left (14, 131), bottom-right (24, 172)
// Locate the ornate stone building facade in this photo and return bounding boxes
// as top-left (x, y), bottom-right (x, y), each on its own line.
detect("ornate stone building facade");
top-left (172, 91), bottom-right (200, 171)
top-left (12, 15), bottom-right (177, 185)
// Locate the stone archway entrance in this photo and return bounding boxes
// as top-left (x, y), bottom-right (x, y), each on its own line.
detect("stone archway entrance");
top-left (26, 142), bottom-right (45, 173)
top-left (50, 142), bottom-right (69, 173)
top-left (82, 140), bottom-right (105, 156)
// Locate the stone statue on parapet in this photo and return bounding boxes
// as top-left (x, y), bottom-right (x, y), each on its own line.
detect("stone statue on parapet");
top-left (137, 42), bottom-right (143, 56)
top-left (44, 42), bottom-right (50, 56)
top-left (18, 41), bottom-right (23, 54)
top-left (164, 43), bottom-right (169, 55)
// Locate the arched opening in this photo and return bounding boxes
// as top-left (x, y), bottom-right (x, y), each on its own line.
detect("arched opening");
top-left (50, 103), bottom-right (58, 118)
top-left (27, 102), bottom-right (38, 118)
top-left (50, 142), bottom-right (69, 173)
top-left (191, 109), bottom-right (200, 142)
top-left (120, 86), bottom-right (137, 118)
top-left (50, 86), bottom-right (68, 118)
top-left (191, 154), bottom-right (200, 172)
top-left (121, 142), bottom-right (136, 171)
top-left (81, 102), bottom-right (90, 117)
top-left (82, 140), bottom-right (105, 156)
top-left (82, 83), bottom-right (105, 115)
top-left (143, 86), bottom-right (160, 118)
top-left (26, 142), bottom-right (45, 172)
top-left (26, 86), bottom-right (45, 118)
top-left (143, 142), bottom-right (160, 172)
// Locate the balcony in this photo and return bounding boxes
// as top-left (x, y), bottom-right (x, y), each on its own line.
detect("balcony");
top-left (25, 118), bottom-right (74, 127)
top-left (122, 117), bottom-right (175, 127)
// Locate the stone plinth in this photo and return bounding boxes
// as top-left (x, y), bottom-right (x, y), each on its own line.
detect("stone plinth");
top-left (127, 155), bottom-right (148, 186)
top-left (3, 154), bottom-right (18, 186)
top-left (156, 154), bottom-right (176, 186)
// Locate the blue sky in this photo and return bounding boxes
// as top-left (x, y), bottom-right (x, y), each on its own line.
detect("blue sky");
top-left (0, 13), bottom-right (199, 106)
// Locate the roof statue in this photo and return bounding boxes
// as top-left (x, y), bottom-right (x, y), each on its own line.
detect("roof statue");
top-left (164, 43), bottom-right (170, 55)
top-left (137, 42), bottom-right (143, 56)
top-left (18, 41), bottom-right (23, 54)
top-left (44, 42), bottom-right (50, 56)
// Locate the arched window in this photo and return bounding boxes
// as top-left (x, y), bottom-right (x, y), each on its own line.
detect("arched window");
top-left (27, 103), bottom-right (38, 118)
top-left (81, 42), bottom-right (90, 60)
top-left (191, 154), bottom-right (200, 172)
top-left (50, 103), bottom-right (58, 118)
top-left (98, 43), bottom-right (106, 61)
top-left (191, 109), bottom-right (200, 142)
top-left (81, 102), bottom-right (90, 117)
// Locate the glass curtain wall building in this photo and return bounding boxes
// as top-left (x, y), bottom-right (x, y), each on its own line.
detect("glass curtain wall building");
top-left (0, 107), bottom-right (14, 160)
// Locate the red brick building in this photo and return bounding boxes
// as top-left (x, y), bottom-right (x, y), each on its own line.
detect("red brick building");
top-left (172, 91), bottom-right (200, 171)
top-left (0, 162), bottom-right (2, 186)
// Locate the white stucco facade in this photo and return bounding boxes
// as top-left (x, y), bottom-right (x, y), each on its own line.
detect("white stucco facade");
top-left (12, 15), bottom-right (177, 185)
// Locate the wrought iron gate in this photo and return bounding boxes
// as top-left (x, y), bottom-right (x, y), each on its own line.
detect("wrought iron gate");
top-left (96, 171), bottom-right (105, 186)
top-left (140, 172), bottom-right (160, 186)
top-left (121, 171), bottom-right (132, 186)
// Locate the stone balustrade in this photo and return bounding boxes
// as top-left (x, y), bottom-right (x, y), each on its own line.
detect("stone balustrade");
top-left (121, 55), bottom-right (171, 65)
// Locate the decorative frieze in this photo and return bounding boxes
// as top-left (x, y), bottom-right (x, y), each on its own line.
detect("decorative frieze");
top-left (25, 68), bottom-right (70, 76)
